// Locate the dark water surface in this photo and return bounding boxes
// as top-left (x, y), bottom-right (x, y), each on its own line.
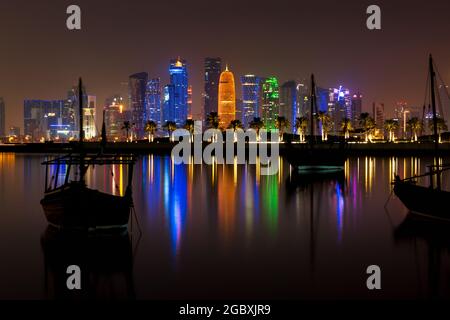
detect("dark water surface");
top-left (1, 153), bottom-right (450, 300)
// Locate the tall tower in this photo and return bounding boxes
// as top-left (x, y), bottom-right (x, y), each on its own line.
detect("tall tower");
top-left (241, 75), bottom-right (261, 127)
top-left (218, 65), bottom-right (236, 129)
top-left (129, 72), bottom-right (148, 138)
top-left (280, 81), bottom-right (297, 133)
top-left (145, 78), bottom-right (162, 127)
top-left (261, 77), bottom-right (280, 130)
top-left (187, 85), bottom-right (193, 119)
top-left (169, 57), bottom-right (188, 127)
top-left (204, 58), bottom-right (222, 121)
top-left (351, 93), bottom-right (363, 125)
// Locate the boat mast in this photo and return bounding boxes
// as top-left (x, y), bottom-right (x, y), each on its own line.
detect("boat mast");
top-left (429, 54), bottom-right (441, 190)
top-left (78, 77), bottom-right (85, 184)
top-left (310, 74), bottom-right (316, 144)
top-left (79, 77), bottom-right (84, 144)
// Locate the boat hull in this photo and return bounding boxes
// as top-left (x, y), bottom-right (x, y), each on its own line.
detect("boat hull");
top-left (284, 147), bottom-right (346, 169)
top-left (394, 180), bottom-right (450, 220)
top-left (40, 183), bottom-right (132, 231)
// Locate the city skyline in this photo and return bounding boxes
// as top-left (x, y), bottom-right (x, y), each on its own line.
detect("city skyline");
top-left (0, 0), bottom-right (449, 130)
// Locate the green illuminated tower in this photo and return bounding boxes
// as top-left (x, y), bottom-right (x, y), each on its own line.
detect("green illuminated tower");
top-left (261, 77), bottom-right (280, 130)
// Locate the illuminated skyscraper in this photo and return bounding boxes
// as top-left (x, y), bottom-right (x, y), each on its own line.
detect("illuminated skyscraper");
top-left (67, 84), bottom-right (87, 136)
top-left (0, 98), bottom-right (5, 137)
top-left (169, 58), bottom-right (188, 127)
top-left (24, 99), bottom-right (70, 140)
top-left (187, 85), bottom-right (193, 119)
top-left (261, 77), bottom-right (279, 130)
top-left (204, 58), bottom-right (222, 120)
top-left (129, 72), bottom-right (148, 138)
top-left (328, 86), bottom-right (351, 133)
top-left (280, 81), bottom-right (297, 132)
top-left (351, 93), bottom-right (363, 124)
top-left (218, 65), bottom-right (236, 129)
top-left (82, 96), bottom-right (96, 139)
top-left (162, 84), bottom-right (175, 125)
top-left (372, 102), bottom-right (385, 129)
top-left (241, 75), bottom-right (261, 127)
top-left (104, 95), bottom-right (125, 140)
top-left (297, 82), bottom-right (310, 118)
top-left (145, 78), bottom-right (162, 126)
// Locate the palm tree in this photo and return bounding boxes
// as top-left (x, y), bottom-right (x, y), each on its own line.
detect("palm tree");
top-left (340, 118), bottom-right (353, 140)
top-left (228, 119), bottom-right (243, 142)
top-left (275, 116), bottom-right (290, 141)
top-left (228, 119), bottom-right (243, 131)
top-left (406, 117), bottom-right (422, 142)
top-left (144, 120), bottom-right (157, 142)
top-left (316, 111), bottom-right (332, 141)
top-left (184, 119), bottom-right (195, 142)
top-left (206, 112), bottom-right (220, 129)
top-left (206, 112), bottom-right (220, 142)
top-left (428, 117), bottom-right (448, 143)
top-left (295, 117), bottom-right (308, 143)
top-left (359, 112), bottom-right (376, 142)
top-left (249, 117), bottom-right (265, 141)
top-left (121, 121), bottom-right (134, 142)
top-left (163, 121), bottom-right (177, 142)
top-left (384, 119), bottom-right (399, 142)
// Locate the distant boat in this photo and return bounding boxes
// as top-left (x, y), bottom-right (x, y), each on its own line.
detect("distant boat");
top-left (40, 78), bottom-right (136, 231)
top-left (285, 74), bottom-right (346, 172)
top-left (394, 55), bottom-right (450, 221)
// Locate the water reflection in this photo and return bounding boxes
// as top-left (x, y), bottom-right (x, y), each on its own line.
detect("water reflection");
top-left (3, 154), bottom-right (450, 299)
top-left (41, 226), bottom-right (134, 300)
top-left (394, 215), bottom-right (450, 298)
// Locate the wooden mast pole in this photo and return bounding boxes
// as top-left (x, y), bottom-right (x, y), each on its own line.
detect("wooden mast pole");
top-left (429, 54), bottom-right (441, 190)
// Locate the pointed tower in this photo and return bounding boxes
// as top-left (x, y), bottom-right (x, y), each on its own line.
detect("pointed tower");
top-left (218, 65), bottom-right (236, 129)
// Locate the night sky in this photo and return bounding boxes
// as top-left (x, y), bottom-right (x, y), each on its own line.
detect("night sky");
top-left (0, 0), bottom-right (449, 130)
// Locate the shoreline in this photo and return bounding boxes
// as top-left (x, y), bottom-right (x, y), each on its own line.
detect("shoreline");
top-left (1, 141), bottom-right (450, 156)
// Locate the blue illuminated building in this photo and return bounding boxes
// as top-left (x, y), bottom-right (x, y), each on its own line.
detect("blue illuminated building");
top-left (241, 75), bottom-right (261, 127)
top-left (280, 80), bottom-right (297, 132)
top-left (145, 78), bottom-right (162, 127)
top-left (167, 58), bottom-right (188, 127)
top-left (162, 84), bottom-right (175, 125)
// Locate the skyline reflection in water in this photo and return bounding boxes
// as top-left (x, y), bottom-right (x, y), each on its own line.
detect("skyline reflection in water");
top-left (0, 153), bottom-right (450, 299)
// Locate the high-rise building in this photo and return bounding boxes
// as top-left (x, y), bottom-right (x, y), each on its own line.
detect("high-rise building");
top-left (218, 65), bottom-right (236, 129)
top-left (204, 58), bottom-right (222, 121)
top-left (24, 100), bottom-right (71, 140)
top-left (241, 75), bottom-right (261, 127)
top-left (168, 58), bottom-right (189, 127)
top-left (351, 93), bottom-right (363, 124)
top-left (328, 86), bottom-right (351, 133)
top-left (0, 98), bottom-right (5, 137)
top-left (104, 95), bottom-right (125, 140)
top-left (66, 84), bottom-right (88, 135)
top-left (280, 81), bottom-right (297, 132)
top-left (297, 82), bottom-right (310, 118)
top-left (129, 72), bottom-right (148, 138)
top-left (83, 96), bottom-right (96, 139)
top-left (145, 78), bottom-right (162, 127)
top-left (261, 77), bottom-right (280, 130)
top-left (187, 85), bottom-right (193, 119)
top-left (372, 102), bottom-right (385, 130)
top-left (162, 84), bottom-right (175, 125)
top-left (315, 87), bottom-right (329, 113)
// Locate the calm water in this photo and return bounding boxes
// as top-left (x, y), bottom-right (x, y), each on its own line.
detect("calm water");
top-left (1, 153), bottom-right (450, 300)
